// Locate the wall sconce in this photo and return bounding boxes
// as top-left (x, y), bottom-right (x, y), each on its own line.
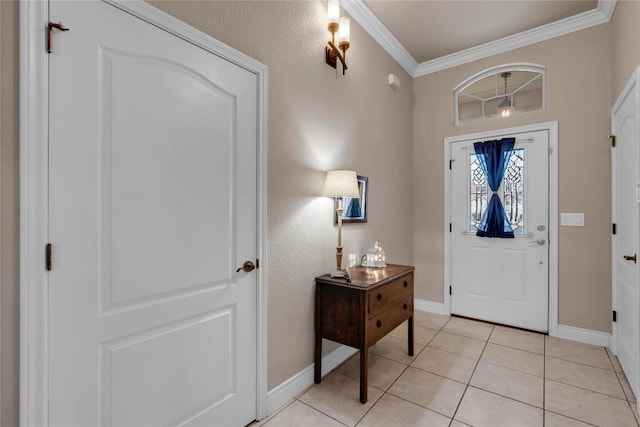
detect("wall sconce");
top-left (326, 0), bottom-right (350, 75)
top-left (322, 170), bottom-right (360, 278)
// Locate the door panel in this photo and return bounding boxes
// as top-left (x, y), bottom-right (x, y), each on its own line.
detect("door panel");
top-left (450, 130), bottom-right (549, 331)
top-left (612, 75), bottom-right (639, 400)
top-left (49, 1), bottom-right (258, 426)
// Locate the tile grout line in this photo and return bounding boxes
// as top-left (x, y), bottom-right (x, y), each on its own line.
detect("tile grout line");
top-left (448, 325), bottom-right (494, 423)
top-left (295, 399), bottom-right (350, 427)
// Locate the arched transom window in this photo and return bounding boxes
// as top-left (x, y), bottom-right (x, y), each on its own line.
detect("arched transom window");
top-left (454, 65), bottom-right (546, 125)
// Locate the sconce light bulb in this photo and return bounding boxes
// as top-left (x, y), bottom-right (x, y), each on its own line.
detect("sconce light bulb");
top-left (327, 0), bottom-right (340, 25)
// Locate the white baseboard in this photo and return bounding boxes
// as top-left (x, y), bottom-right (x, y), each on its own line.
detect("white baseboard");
top-left (414, 298), bottom-right (446, 315)
top-left (557, 324), bottom-right (611, 348)
top-left (266, 345), bottom-right (357, 416)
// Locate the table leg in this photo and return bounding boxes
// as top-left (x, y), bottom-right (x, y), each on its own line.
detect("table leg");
top-left (314, 287), bottom-right (322, 384)
top-left (359, 348), bottom-right (368, 403)
top-left (408, 316), bottom-right (414, 356)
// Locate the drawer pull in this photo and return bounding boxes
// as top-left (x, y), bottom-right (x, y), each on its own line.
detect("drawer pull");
top-left (403, 281), bottom-right (408, 288)
top-left (377, 293), bottom-right (382, 301)
top-left (376, 320), bottom-right (382, 328)
top-left (403, 303), bottom-right (408, 310)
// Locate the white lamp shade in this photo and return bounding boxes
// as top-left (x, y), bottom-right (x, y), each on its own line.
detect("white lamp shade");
top-left (338, 17), bottom-right (350, 43)
top-left (321, 170), bottom-right (360, 198)
top-left (327, 0), bottom-right (340, 24)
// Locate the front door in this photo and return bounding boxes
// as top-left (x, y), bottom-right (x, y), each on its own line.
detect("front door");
top-left (48, 1), bottom-right (258, 425)
top-left (450, 129), bottom-right (549, 331)
top-left (612, 69), bottom-right (639, 401)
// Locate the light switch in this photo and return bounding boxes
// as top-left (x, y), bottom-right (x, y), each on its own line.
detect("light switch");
top-left (561, 213), bottom-right (585, 227)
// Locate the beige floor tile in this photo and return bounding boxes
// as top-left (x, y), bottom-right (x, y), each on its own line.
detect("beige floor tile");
top-left (545, 356), bottom-right (625, 399)
top-left (481, 343), bottom-right (543, 377)
top-left (441, 317), bottom-right (493, 341)
top-left (618, 370), bottom-right (638, 403)
top-left (544, 411), bottom-right (593, 427)
top-left (545, 379), bottom-right (637, 427)
top-left (411, 347), bottom-right (477, 384)
top-left (369, 335), bottom-right (424, 365)
top-left (545, 337), bottom-right (613, 371)
top-left (299, 372), bottom-right (383, 427)
top-left (470, 361), bottom-right (543, 407)
top-left (356, 393), bottom-right (450, 427)
top-left (428, 332), bottom-right (485, 360)
top-left (454, 387), bottom-right (543, 427)
top-left (388, 322), bottom-right (438, 346)
top-left (388, 367), bottom-right (466, 418)
top-left (489, 325), bottom-right (544, 354)
top-left (449, 421), bottom-right (471, 427)
top-left (336, 353), bottom-right (406, 391)
top-left (413, 311), bottom-right (450, 330)
top-left (262, 401), bottom-right (344, 427)
top-left (608, 349), bottom-right (625, 373)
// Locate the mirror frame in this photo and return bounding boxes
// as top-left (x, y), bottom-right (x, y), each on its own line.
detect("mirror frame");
top-left (335, 175), bottom-right (368, 224)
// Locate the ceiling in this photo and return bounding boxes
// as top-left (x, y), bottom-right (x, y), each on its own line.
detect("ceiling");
top-left (340, 0), bottom-right (616, 77)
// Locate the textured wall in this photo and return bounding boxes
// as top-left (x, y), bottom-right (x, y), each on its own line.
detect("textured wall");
top-left (611, 0), bottom-right (640, 100)
top-left (1, 1), bottom-right (19, 426)
top-left (148, 0), bottom-right (415, 391)
top-left (412, 24), bottom-right (612, 333)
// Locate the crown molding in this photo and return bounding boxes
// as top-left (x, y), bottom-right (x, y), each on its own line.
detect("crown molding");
top-left (343, 0), bottom-right (616, 79)
top-left (340, 0), bottom-right (417, 76)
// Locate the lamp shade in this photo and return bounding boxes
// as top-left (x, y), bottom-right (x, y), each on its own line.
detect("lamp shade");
top-left (321, 170), bottom-right (360, 198)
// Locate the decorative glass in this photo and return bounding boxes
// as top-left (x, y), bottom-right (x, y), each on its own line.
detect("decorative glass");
top-left (469, 148), bottom-right (525, 234)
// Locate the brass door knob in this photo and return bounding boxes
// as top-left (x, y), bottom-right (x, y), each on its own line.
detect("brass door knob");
top-left (236, 260), bottom-right (256, 273)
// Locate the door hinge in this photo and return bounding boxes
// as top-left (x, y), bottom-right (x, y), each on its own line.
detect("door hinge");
top-left (449, 285), bottom-right (452, 295)
top-left (613, 310), bottom-right (617, 322)
top-left (613, 223), bottom-right (617, 235)
top-left (610, 135), bottom-right (616, 147)
top-left (46, 243), bottom-right (52, 271)
top-left (449, 223), bottom-right (452, 233)
top-left (449, 159), bottom-right (454, 170)
top-left (549, 147), bottom-right (553, 155)
top-left (47, 21), bottom-right (70, 54)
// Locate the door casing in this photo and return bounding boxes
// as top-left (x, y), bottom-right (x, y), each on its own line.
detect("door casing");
top-left (443, 121), bottom-right (559, 337)
top-left (19, 1), bottom-right (269, 425)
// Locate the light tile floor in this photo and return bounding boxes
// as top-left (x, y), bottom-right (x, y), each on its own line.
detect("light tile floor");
top-left (260, 312), bottom-right (640, 427)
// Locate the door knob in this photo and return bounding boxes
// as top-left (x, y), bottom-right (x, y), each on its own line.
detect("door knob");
top-left (624, 254), bottom-right (637, 264)
top-left (528, 239), bottom-right (546, 246)
top-left (236, 260), bottom-right (256, 273)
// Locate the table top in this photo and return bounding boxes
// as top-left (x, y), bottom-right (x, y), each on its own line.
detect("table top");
top-left (315, 264), bottom-right (415, 290)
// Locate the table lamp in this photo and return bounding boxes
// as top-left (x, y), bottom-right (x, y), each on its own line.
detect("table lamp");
top-left (321, 170), bottom-right (360, 278)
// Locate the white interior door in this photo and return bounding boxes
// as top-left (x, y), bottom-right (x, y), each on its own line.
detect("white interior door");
top-left (48, 1), bottom-right (258, 425)
top-left (450, 130), bottom-right (549, 332)
top-left (612, 69), bottom-right (639, 402)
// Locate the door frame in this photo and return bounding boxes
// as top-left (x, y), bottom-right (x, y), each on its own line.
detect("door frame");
top-left (610, 66), bottom-right (640, 401)
top-left (443, 121), bottom-right (559, 336)
top-left (19, 1), bottom-right (269, 424)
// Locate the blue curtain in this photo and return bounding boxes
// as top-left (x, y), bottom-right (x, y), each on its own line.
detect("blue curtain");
top-left (474, 138), bottom-right (515, 238)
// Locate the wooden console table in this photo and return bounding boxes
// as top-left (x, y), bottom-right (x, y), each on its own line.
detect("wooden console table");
top-left (314, 264), bottom-right (415, 403)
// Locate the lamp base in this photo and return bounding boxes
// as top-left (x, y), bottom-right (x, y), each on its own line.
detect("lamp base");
top-left (330, 269), bottom-right (348, 279)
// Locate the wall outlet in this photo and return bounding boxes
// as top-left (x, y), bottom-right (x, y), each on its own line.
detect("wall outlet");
top-left (560, 213), bottom-right (585, 226)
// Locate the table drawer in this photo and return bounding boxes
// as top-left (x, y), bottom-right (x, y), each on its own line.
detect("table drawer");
top-left (368, 274), bottom-right (413, 316)
top-left (368, 295), bottom-right (413, 345)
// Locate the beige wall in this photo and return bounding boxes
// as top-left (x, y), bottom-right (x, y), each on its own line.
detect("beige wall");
top-left (1, 1), bottom-right (19, 426)
top-left (413, 24), bottom-right (613, 333)
top-left (611, 0), bottom-right (640, 100)
top-left (147, 0), bottom-right (416, 390)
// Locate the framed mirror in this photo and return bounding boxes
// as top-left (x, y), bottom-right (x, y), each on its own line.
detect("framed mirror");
top-left (335, 175), bottom-right (368, 224)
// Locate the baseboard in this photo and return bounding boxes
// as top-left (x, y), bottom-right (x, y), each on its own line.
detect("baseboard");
top-left (557, 324), bottom-right (611, 348)
top-left (414, 298), bottom-right (445, 315)
top-left (266, 345), bottom-right (358, 416)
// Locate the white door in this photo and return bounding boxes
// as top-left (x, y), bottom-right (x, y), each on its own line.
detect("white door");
top-left (450, 130), bottom-right (549, 332)
top-left (612, 69), bottom-right (639, 401)
top-left (48, 1), bottom-right (258, 425)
